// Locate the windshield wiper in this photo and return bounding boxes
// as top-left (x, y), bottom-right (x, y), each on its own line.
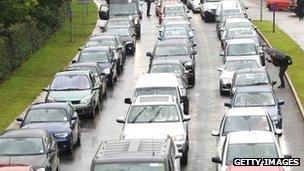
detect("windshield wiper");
top-left (149, 107), bottom-right (163, 123)
top-left (132, 107), bottom-right (148, 123)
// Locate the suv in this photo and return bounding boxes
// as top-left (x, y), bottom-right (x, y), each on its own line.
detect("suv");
top-left (125, 73), bottom-right (189, 115)
top-left (43, 70), bottom-right (100, 118)
top-left (90, 138), bottom-right (181, 171)
top-left (116, 95), bottom-right (190, 165)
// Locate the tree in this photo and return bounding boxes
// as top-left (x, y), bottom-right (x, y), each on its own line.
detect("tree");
top-left (0, 0), bottom-right (37, 29)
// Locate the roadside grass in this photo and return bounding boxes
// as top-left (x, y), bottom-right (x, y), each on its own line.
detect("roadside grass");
top-left (253, 20), bottom-right (304, 107)
top-left (0, 0), bottom-right (98, 131)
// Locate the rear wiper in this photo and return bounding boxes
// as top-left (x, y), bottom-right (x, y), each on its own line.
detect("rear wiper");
top-left (132, 107), bottom-right (148, 123)
top-left (149, 107), bottom-right (163, 123)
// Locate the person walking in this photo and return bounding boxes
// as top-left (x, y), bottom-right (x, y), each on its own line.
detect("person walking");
top-left (265, 48), bottom-right (293, 88)
top-left (146, 0), bottom-right (151, 17)
top-left (297, 0), bottom-right (304, 20)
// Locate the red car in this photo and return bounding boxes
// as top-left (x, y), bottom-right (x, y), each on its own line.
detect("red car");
top-left (266, 0), bottom-right (290, 11)
top-left (0, 165), bottom-right (35, 171)
top-left (226, 166), bottom-right (285, 171)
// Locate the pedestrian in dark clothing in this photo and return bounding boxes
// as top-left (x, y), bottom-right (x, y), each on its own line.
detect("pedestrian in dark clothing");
top-left (146, 0), bottom-right (151, 17)
top-left (297, 0), bottom-right (304, 20)
top-left (265, 48), bottom-right (293, 88)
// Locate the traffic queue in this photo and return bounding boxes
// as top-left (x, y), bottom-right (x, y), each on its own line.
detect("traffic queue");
top-left (0, 0), bottom-right (294, 171)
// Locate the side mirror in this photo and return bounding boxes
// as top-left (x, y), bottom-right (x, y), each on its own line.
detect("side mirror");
top-left (216, 67), bottom-right (222, 72)
top-left (183, 115), bottom-right (191, 122)
top-left (116, 117), bottom-right (125, 123)
top-left (42, 87), bottom-right (49, 91)
top-left (224, 102), bottom-right (232, 108)
top-left (211, 131), bottom-right (220, 137)
top-left (16, 118), bottom-right (23, 122)
top-left (193, 43), bottom-right (197, 47)
top-left (211, 157), bottom-right (222, 164)
top-left (47, 148), bottom-right (56, 155)
top-left (93, 85), bottom-right (99, 90)
top-left (175, 152), bottom-right (183, 159)
top-left (271, 81), bottom-right (277, 86)
top-left (100, 72), bottom-right (106, 76)
top-left (262, 43), bottom-right (267, 47)
top-left (117, 45), bottom-right (123, 50)
top-left (146, 52), bottom-right (153, 57)
top-left (157, 37), bottom-right (161, 40)
top-left (278, 100), bottom-right (285, 105)
top-left (245, 7), bottom-right (249, 10)
top-left (226, 83), bottom-right (232, 88)
top-left (275, 129), bottom-right (283, 136)
top-left (71, 116), bottom-right (78, 120)
top-left (71, 60), bottom-right (77, 64)
top-left (191, 51), bottom-right (197, 55)
top-left (284, 155), bottom-right (292, 159)
top-left (188, 16), bottom-right (192, 19)
top-left (124, 98), bottom-right (132, 104)
top-left (192, 28), bottom-right (195, 31)
top-left (112, 58), bottom-right (118, 62)
top-left (219, 52), bottom-right (225, 56)
top-left (187, 10), bottom-right (190, 13)
top-left (78, 47), bottom-right (83, 51)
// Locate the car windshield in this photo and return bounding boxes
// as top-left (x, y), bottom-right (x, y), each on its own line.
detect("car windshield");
top-left (234, 92), bottom-right (276, 107)
top-left (163, 30), bottom-right (188, 39)
top-left (226, 29), bottom-right (254, 39)
top-left (79, 51), bottom-right (109, 63)
top-left (227, 43), bottom-right (258, 56)
top-left (110, 3), bottom-right (137, 16)
top-left (226, 143), bottom-right (278, 164)
top-left (68, 66), bottom-right (98, 75)
top-left (86, 39), bottom-right (115, 47)
top-left (150, 64), bottom-right (182, 74)
top-left (164, 6), bottom-right (185, 14)
top-left (94, 162), bottom-right (165, 171)
top-left (108, 20), bottom-right (130, 27)
top-left (51, 75), bottom-right (90, 90)
top-left (135, 87), bottom-right (177, 97)
top-left (235, 73), bottom-right (269, 86)
top-left (127, 105), bottom-right (180, 123)
top-left (223, 116), bottom-right (270, 136)
top-left (225, 22), bottom-right (251, 30)
top-left (24, 108), bottom-right (68, 124)
top-left (0, 138), bottom-right (44, 156)
top-left (224, 60), bottom-right (259, 71)
top-left (155, 44), bottom-right (189, 56)
top-left (107, 28), bottom-right (130, 37)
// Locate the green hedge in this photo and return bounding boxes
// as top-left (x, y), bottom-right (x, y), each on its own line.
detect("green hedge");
top-left (0, 1), bottom-right (68, 81)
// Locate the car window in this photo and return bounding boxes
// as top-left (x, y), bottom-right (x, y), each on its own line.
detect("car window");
top-left (0, 138), bottom-right (45, 155)
top-left (79, 51), bottom-right (109, 63)
top-left (110, 3), bottom-right (138, 16)
top-left (235, 73), bottom-right (269, 86)
top-left (227, 43), bottom-right (258, 56)
top-left (51, 75), bottom-right (91, 90)
top-left (68, 66), bottom-right (98, 75)
top-left (25, 108), bottom-right (68, 124)
top-left (86, 39), bottom-right (115, 47)
top-left (234, 92), bottom-right (276, 107)
top-left (135, 87), bottom-right (178, 97)
top-left (150, 64), bottom-right (182, 74)
top-left (127, 105), bottom-right (180, 123)
top-left (107, 28), bottom-right (130, 36)
top-left (224, 60), bottom-right (259, 71)
top-left (155, 44), bottom-right (189, 56)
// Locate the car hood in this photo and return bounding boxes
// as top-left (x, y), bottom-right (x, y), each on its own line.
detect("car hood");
top-left (123, 122), bottom-right (185, 139)
top-left (220, 70), bottom-right (235, 80)
top-left (0, 155), bottom-right (47, 168)
top-left (204, 2), bottom-right (219, 10)
top-left (49, 90), bottom-right (91, 101)
top-left (155, 55), bottom-right (191, 64)
top-left (22, 122), bottom-right (70, 134)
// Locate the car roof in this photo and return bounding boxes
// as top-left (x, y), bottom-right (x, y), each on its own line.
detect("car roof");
top-left (156, 39), bottom-right (188, 46)
top-left (225, 107), bottom-right (267, 117)
top-left (1, 129), bottom-right (48, 139)
top-left (133, 95), bottom-right (177, 105)
top-left (235, 85), bottom-right (273, 93)
top-left (228, 131), bottom-right (275, 144)
top-left (235, 68), bottom-right (267, 74)
top-left (152, 59), bottom-right (182, 66)
top-left (135, 73), bottom-right (179, 88)
top-left (89, 35), bottom-right (115, 40)
top-left (82, 46), bottom-right (110, 52)
top-left (227, 38), bottom-right (256, 44)
top-left (55, 70), bottom-right (91, 77)
top-left (225, 58), bottom-right (257, 62)
top-left (68, 62), bottom-right (99, 68)
top-left (225, 18), bottom-right (250, 23)
top-left (29, 102), bottom-right (69, 110)
top-left (92, 139), bottom-right (172, 164)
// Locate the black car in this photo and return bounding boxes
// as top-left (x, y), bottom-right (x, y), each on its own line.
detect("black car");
top-left (75, 46), bottom-right (118, 85)
top-left (158, 27), bottom-right (196, 47)
top-left (17, 102), bottom-right (81, 154)
top-left (67, 62), bottom-right (107, 98)
top-left (84, 35), bottom-right (124, 74)
top-left (98, 33), bottom-right (127, 59)
top-left (146, 39), bottom-right (197, 85)
top-left (225, 86), bottom-right (285, 128)
top-left (106, 18), bottom-right (140, 39)
top-left (105, 26), bottom-right (136, 55)
top-left (0, 129), bottom-right (59, 171)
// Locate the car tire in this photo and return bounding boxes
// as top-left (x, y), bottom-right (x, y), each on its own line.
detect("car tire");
top-left (66, 140), bottom-right (74, 154)
top-left (117, 62), bottom-right (121, 75)
top-left (189, 75), bottom-right (195, 86)
top-left (184, 100), bottom-right (189, 115)
top-left (220, 84), bottom-right (225, 96)
top-left (90, 105), bottom-right (97, 118)
top-left (181, 144), bottom-right (188, 165)
top-left (76, 131), bottom-right (81, 147)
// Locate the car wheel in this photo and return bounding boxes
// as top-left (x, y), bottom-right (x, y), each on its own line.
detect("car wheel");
top-left (184, 100), bottom-right (189, 115)
top-left (189, 75), bottom-right (195, 86)
top-left (181, 148), bottom-right (188, 165)
top-left (56, 166), bottom-right (59, 171)
top-left (89, 105), bottom-right (97, 118)
top-left (66, 140), bottom-right (74, 154)
top-left (219, 83), bottom-right (225, 96)
top-left (117, 62), bottom-right (121, 75)
top-left (76, 131), bottom-right (81, 147)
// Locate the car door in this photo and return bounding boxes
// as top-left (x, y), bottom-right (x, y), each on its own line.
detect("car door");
top-left (89, 74), bottom-right (100, 104)
top-left (68, 105), bottom-right (79, 143)
top-left (45, 135), bottom-right (57, 171)
top-left (109, 49), bottom-right (117, 77)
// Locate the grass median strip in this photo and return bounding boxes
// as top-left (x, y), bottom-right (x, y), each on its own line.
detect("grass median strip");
top-left (253, 20), bottom-right (304, 108)
top-left (0, 0), bottom-right (97, 131)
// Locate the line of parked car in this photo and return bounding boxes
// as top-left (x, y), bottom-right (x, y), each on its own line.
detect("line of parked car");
top-left (199, 0), bottom-right (292, 171)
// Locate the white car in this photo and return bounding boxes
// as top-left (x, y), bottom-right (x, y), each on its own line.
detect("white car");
top-left (219, 18), bottom-right (252, 40)
top-left (211, 107), bottom-right (283, 155)
top-left (216, 0), bottom-right (247, 18)
top-left (217, 58), bottom-right (261, 95)
top-left (116, 95), bottom-right (190, 165)
top-left (200, 0), bottom-right (221, 22)
top-left (220, 39), bottom-right (264, 66)
top-left (187, 0), bottom-right (201, 13)
top-left (211, 131), bottom-right (290, 171)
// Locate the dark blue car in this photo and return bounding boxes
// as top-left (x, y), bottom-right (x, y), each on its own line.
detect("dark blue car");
top-left (17, 102), bottom-right (81, 154)
top-left (224, 86), bottom-right (285, 128)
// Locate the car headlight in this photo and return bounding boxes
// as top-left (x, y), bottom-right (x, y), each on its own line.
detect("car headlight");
top-left (103, 68), bottom-right (111, 75)
top-left (46, 96), bottom-right (55, 102)
top-left (184, 61), bottom-right (193, 67)
top-left (172, 134), bottom-right (185, 141)
top-left (37, 168), bottom-right (45, 171)
top-left (54, 132), bottom-right (69, 138)
top-left (80, 95), bottom-right (93, 104)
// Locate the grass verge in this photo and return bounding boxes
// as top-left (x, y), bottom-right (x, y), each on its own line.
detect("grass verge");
top-left (253, 20), bottom-right (304, 107)
top-left (0, 0), bottom-right (97, 131)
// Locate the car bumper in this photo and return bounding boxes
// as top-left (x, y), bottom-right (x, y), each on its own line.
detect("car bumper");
top-left (56, 138), bottom-right (72, 151)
